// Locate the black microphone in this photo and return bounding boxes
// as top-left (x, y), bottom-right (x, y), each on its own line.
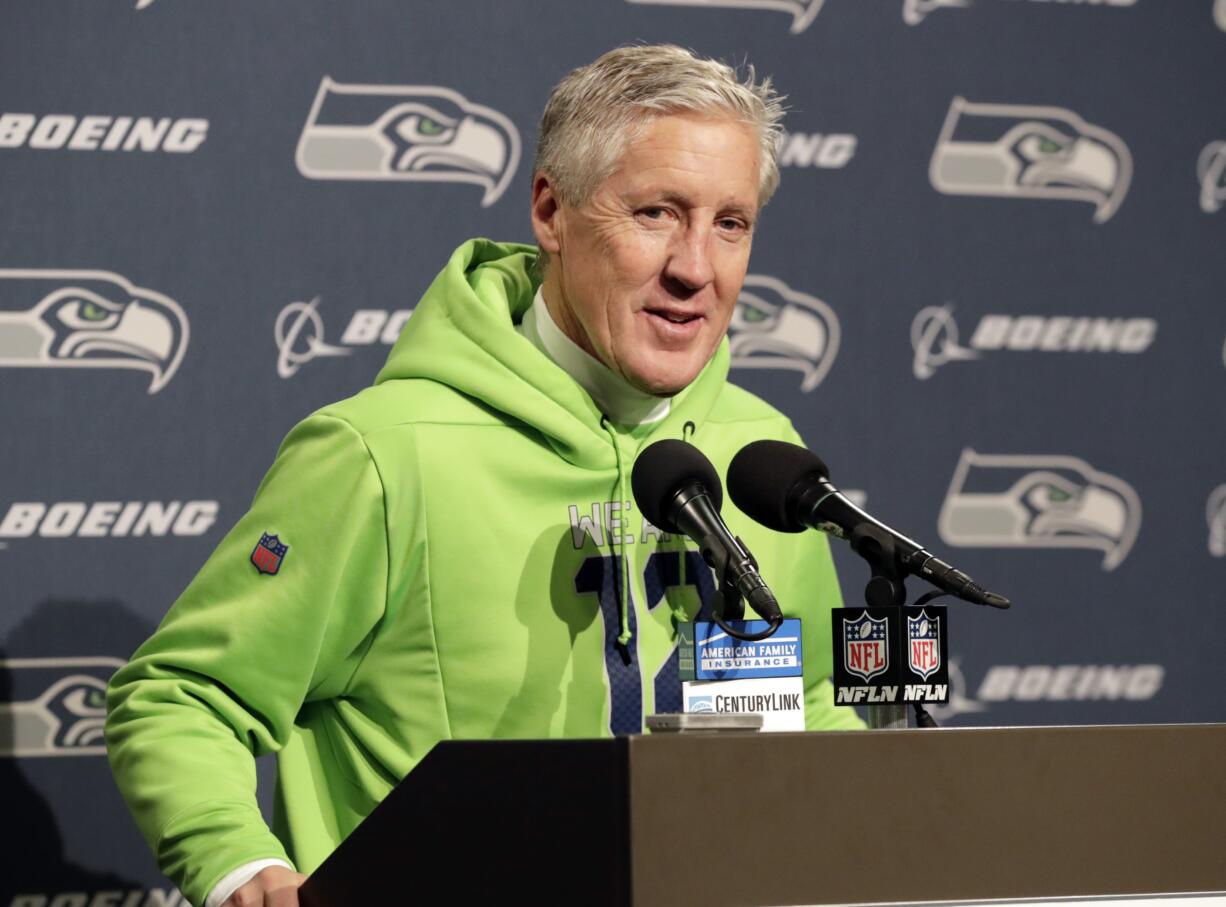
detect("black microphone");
top-left (727, 440), bottom-right (1010, 609)
top-left (631, 439), bottom-right (784, 630)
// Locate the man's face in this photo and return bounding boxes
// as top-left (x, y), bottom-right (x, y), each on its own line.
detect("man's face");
top-left (538, 114), bottom-right (760, 396)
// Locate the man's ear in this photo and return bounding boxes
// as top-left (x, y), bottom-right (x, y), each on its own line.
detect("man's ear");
top-left (530, 173), bottom-right (563, 255)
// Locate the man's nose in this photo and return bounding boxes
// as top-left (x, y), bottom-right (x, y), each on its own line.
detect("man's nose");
top-left (664, 228), bottom-right (716, 291)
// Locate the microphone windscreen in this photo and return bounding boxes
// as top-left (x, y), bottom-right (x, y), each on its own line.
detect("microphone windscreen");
top-left (631, 439), bottom-right (723, 534)
top-left (727, 440), bottom-right (829, 533)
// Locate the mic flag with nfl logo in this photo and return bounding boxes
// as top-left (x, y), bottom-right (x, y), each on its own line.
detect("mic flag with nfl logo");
top-left (832, 606), bottom-right (950, 705)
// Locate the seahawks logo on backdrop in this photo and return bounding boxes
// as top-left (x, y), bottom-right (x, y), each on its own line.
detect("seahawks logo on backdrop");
top-left (727, 275), bottom-right (840, 393)
top-left (295, 77), bottom-right (520, 207)
top-left (903, 0), bottom-right (969, 26)
top-left (930, 98), bottom-right (1132, 223)
top-left (938, 449), bottom-right (1141, 571)
top-left (1198, 141), bottom-right (1226, 214)
top-left (624, 0), bottom-right (826, 33)
top-left (1207, 485), bottom-right (1226, 558)
top-left (0, 657), bottom-right (121, 757)
top-left (0, 270), bottom-right (189, 393)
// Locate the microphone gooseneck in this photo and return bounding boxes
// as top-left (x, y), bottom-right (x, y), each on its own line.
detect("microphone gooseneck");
top-left (727, 440), bottom-right (1010, 609)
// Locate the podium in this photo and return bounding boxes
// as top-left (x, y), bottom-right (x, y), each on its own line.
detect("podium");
top-left (299, 724), bottom-right (1226, 906)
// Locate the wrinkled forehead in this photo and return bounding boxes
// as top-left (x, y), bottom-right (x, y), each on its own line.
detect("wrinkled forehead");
top-left (601, 112), bottom-right (763, 201)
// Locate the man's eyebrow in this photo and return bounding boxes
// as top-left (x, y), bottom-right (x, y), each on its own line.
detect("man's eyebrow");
top-left (644, 190), bottom-right (695, 208)
top-left (717, 202), bottom-right (756, 218)
top-left (643, 191), bottom-right (757, 217)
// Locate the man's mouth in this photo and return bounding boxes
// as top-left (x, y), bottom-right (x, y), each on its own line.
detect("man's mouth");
top-left (644, 307), bottom-right (702, 326)
top-left (643, 306), bottom-right (705, 346)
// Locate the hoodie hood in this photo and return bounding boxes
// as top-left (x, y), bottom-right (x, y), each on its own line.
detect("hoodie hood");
top-left (375, 238), bottom-right (731, 469)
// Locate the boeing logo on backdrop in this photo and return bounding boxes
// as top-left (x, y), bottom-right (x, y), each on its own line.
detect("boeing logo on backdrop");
top-left (296, 77), bottom-right (520, 207)
top-left (777, 131), bottom-right (857, 169)
top-left (930, 98), bottom-right (1132, 223)
top-left (939, 449), bottom-right (1140, 570)
top-left (929, 659), bottom-right (1163, 722)
top-left (0, 270), bottom-right (189, 393)
top-left (910, 307), bottom-right (979, 379)
top-left (728, 275), bottom-right (840, 392)
top-left (275, 297), bottom-right (350, 378)
top-left (1207, 485), bottom-right (1226, 557)
top-left (910, 306), bottom-right (1156, 379)
top-left (1198, 141), bottom-right (1226, 213)
top-left (0, 113), bottom-right (207, 153)
top-left (625, 0), bottom-right (826, 33)
top-left (274, 298), bottom-right (413, 378)
top-left (926, 661), bottom-right (985, 720)
top-left (13, 890), bottom-right (185, 907)
top-left (0, 500), bottom-right (218, 551)
top-left (0, 657), bottom-right (121, 757)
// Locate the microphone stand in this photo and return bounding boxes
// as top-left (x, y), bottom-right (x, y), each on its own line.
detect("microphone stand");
top-left (849, 523), bottom-right (912, 730)
top-left (712, 582), bottom-right (745, 622)
top-left (700, 529), bottom-right (745, 624)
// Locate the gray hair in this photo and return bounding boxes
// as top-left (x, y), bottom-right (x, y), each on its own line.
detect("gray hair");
top-left (533, 45), bottom-right (786, 211)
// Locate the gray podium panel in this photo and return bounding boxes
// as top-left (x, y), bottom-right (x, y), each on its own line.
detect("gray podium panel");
top-left (628, 725), bottom-right (1226, 905)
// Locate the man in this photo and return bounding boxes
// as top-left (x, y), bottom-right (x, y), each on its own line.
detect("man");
top-left (106, 45), bottom-right (862, 907)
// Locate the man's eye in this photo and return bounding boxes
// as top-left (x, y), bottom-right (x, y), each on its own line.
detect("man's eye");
top-left (718, 218), bottom-right (747, 232)
top-left (640, 207), bottom-right (666, 219)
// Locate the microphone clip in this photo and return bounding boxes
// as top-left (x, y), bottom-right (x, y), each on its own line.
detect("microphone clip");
top-left (849, 523), bottom-right (908, 608)
top-left (702, 538), bottom-right (781, 643)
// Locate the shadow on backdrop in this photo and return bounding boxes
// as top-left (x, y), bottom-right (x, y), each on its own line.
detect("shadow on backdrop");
top-left (0, 599), bottom-right (159, 899)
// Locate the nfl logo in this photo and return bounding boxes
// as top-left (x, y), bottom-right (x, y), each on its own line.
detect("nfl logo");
top-left (843, 612), bottom-right (889, 682)
top-left (251, 533), bottom-right (289, 575)
top-left (908, 609), bottom-right (941, 681)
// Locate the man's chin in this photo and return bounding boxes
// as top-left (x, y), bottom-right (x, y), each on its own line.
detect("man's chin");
top-left (626, 360), bottom-right (705, 398)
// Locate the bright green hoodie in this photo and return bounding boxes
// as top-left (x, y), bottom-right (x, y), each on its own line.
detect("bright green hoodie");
top-left (105, 239), bottom-right (862, 906)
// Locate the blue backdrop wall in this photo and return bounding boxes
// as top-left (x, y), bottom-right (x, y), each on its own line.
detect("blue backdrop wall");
top-left (2, 1), bottom-right (1223, 902)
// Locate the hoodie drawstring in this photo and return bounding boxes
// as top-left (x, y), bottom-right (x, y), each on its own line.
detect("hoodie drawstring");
top-left (601, 416), bottom-right (634, 651)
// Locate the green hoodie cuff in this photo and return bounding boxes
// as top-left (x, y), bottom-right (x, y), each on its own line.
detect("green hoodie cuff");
top-left (156, 801), bottom-right (291, 907)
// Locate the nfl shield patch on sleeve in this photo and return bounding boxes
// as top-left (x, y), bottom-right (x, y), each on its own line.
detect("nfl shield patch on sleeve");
top-left (251, 533), bottom-right (289, 575)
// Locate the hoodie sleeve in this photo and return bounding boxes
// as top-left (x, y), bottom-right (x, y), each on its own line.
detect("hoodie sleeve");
top-left (105, 413), bottom-right (388, 907)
